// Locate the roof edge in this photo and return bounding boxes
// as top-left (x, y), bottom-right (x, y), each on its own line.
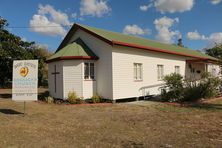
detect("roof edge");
top-left (46, 56), bottom-right (99, 63)
top-left (56, 23), bottom-right (113, 52)
top-left (112, 40), bottom-right (218, 61)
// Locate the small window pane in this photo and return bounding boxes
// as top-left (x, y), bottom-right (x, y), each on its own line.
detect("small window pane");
top-left (175, 66), bottom-right (180, 74)
top-left (90, 63), bottom-right (94, 79)
top-left (84, 62), bottom-right (95, 80)
top-left (134, 63), bottom-right (142, 80)
top-left (84, 63), bottom-right (89, 79)
top-left (134, 64), bottom-right (137, 79)
top-left (157, 65), bottom-right (164, 80)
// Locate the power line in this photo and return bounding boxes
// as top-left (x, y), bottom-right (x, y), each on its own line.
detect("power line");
top-left (5, 25), bottom-right (72, 29)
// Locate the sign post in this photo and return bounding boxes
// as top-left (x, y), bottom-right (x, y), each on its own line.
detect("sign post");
top-left (12, 60), bottom-right (38, 116)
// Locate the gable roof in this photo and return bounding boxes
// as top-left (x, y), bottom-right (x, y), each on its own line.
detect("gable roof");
top-left (47, 38), bottom-right (98, 63)
top-left (57, 23), bottom-right (218, 61)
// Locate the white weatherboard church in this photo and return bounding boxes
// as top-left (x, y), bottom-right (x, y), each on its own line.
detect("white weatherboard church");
top-left (47, 23), bottom-right (220, 101)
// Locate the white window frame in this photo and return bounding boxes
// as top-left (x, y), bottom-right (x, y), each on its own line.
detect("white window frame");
top-left (84, 62), bottom-right (95, 80)
top-left (157, 65), bottom-right (164, 80)
top-left (134, 63), bottom-right (143, 81)
top-left (175, 66), bottom-right (180, 74)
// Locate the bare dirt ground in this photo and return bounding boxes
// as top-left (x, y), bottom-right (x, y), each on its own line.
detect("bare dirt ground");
top-left (1, 91), bottom-right (222, 147)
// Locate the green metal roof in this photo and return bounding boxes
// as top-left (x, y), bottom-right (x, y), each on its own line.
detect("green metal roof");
top-left (47, 38), bottom-right (98, 61)
top-left (75, 24), bottom-right (217, 61)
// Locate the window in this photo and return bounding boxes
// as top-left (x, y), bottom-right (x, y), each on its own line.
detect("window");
top-left (84, 62), bottom-right (95, 80)
top-left (134, 63), bottom-right (143, 80)
top-left (175, 66), bottom-right (180, 74)
top-left (157, 65), bottom-right (164, 80)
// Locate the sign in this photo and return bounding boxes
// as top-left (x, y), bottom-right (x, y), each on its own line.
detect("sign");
top-left (12, 60), bottom-right (38, 101)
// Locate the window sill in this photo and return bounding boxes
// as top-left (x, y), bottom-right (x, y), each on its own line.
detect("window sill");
top-left (84, 79), bottom-right (96, 81)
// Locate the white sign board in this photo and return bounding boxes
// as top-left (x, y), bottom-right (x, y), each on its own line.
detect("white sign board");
top-left (12, 60), bottom-right (38, 101)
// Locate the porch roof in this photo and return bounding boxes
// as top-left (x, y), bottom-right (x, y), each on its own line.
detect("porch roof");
top-left (47, 38), bottom-right (98, 63)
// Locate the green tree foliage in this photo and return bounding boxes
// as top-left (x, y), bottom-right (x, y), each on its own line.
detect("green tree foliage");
top-left (161, 73), bottom-right (184, 102)
top-left (205, 43), bottom-right (222, 60)
top-left (177, 38), bottom-right (184, 47)
top-left (0, 16), bottom-right (52, 87)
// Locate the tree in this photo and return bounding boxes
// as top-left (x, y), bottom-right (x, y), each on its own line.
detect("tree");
top-left (177, 38), bottom-right (184, 47)
top-left (32, 47), bottom-right (52, 86)
top-left (0, 16), bottom-right (52, 87)
top-left (205, 43), bottom-right (222, 77)
top-left (205, 43), bottom-right (222, 60)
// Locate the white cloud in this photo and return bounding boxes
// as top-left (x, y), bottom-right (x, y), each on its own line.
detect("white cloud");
top-left (34, 43), bottom-right (49, 49)
top-left (154, 0), bottom-right (194, 13)
top-left (21, 37), bottom-right (27, 42)
top-left (80, 0), bottom-right (111, 17)
top-left (123, 24), bottom-right (150, 36)
top-left (187, 30), bottom-right (206, 40)
top-left (209, 33), bottom-right (222, 44)
top-left (71, 13), bottom-right (77, 19)
top-left (154, 16), bottom-right (181, 44)
top-left (211, 0), bottom-right (222, 5)
top-left (38, 4), bottom-right (71, 25)
top-left (140, 4), bottom-right (153, 11)
top-left (187, 30), bottom-right (222, 47)
top-left (30, 15), bottom-right (67, 36)
top-left (30, 4), bottom-right (71, 37)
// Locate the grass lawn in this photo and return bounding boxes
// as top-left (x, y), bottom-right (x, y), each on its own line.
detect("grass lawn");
top-left (1, 91), bottom-right (222, 147)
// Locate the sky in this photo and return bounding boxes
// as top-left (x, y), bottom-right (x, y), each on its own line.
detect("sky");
top-left (0, 0), bottom-right (222, 52)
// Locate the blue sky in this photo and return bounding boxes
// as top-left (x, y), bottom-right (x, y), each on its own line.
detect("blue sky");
top-left (0, 0), bottom-right (222, 51)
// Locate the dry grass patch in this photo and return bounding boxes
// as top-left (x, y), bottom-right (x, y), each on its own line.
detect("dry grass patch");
top-left (0, 99), bottom-right (222, 147)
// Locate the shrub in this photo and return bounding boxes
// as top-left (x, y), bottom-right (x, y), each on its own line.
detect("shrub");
top-left (161, 72), bottom-right (221, 102)
top-left (67, 91), bottom-right (82, 104)
top-left (161, 73), bottom-right (184, 102)
top-left (183, 72), bottom-right (221, 101)
top-left (39, 91), bottom-right (50, 101)
top-left (45, 96), bottom-right (54, 104)
top-left (91, 94), bottom-right (102, 103)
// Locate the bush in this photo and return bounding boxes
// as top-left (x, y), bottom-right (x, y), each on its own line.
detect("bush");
top-left (91, 94), bottom-right (102, 103)
top-left (39, 91), bottom-right (54, 103)
top-left (183, 72), bottom-right (221, 101)
top-left (67, 91), bottom-right (82, 104)
top-left (161, 72), bottom-right (221, 102)
top-left (45, 96), bottom-right (54, 104)
top-left (161, 73), bottom-right (184, 102)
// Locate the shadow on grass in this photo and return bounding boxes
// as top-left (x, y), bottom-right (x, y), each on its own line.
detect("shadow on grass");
top-left (0, 109), bottom-right (23, 115)
top-left (189, 103), bottom-right (222, 111)
top-left (144, 95), bottom-right (222, 111)
top-left (0, 94), bottom-right (12, 99)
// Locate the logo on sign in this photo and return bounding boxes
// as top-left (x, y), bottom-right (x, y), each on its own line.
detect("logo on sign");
top-left (20, 67), bottom-right (29, 77)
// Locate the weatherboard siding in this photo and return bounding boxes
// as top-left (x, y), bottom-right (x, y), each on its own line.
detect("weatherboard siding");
top-left (112, 45), bottom-right (187, 100)
top-left (83, 80), bottom-right (96, 99)
top-left (69, 29), bottom-right (113, 99)
top-left (48, 61), bottom-right (63, 99)
top-left (62, 60), bottom-right (83, 99)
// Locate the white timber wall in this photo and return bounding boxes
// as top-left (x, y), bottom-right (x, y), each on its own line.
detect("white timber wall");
top-left (48, 61), bottom-right (63, 99)
top-left (63, 60), bottom-right (83, 99)
top-left (112, 46), bottom-right (187, 100)
top-left (207, 64), bottom-right (221, 77)
top-left (83, 80), bottom-right (97, 98)
top-left (69, 29), bottom-right (113, 99)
